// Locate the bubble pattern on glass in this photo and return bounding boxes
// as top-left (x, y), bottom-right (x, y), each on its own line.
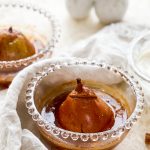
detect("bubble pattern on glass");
top-left (0, 2), bottom-right (61, 70)
top-left (25, 60), bottom-right (144, 142)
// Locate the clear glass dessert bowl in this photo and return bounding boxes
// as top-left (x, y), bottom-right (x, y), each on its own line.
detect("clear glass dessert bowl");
top-left (25, 60), bottom-right (144, 150)
top-left (0, 2), bottom-right (61, 85)
top-left (129, 32), bottom-right (150, 83)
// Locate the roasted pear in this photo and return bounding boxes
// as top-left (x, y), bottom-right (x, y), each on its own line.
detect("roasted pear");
top-left (0, 27), bottom-right (36, 61)
top-left (58, 78), bottom-right (115, 133)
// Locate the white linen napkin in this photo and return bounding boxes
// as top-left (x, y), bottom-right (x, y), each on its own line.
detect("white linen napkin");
top-left (0, 23), bottom-right (150, 150)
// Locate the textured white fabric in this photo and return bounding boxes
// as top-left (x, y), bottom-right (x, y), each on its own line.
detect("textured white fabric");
top-left (0, 23), bottom-right (150, 150)
top-left (21, 129), bottom-right (47, 150)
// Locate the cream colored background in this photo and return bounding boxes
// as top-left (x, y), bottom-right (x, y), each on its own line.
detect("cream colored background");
top-left (0, 0), bottom-right (150, 149)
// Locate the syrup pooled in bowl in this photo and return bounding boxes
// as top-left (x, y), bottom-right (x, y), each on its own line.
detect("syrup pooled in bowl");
top-left (41, 79), bottom-right (128, 133)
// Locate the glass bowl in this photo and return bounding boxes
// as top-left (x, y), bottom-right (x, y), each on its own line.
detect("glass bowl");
top-left (129, 32), bottom-right (150, 83)
top-left (0, 2), bottom-right (61, 85)
top-left (25, 60), bottom-right (144, 150)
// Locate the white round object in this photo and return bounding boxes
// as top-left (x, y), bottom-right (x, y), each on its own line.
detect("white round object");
top-left (66, 0), bottom-right (94, 20)
top-left (94, 0), bottom-right (128, 24)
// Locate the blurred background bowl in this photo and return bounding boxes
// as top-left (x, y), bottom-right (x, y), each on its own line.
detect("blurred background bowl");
top-left (0, 2), bottom-right (61, 86)
top-left (129, 32), bottom-right (150, 83)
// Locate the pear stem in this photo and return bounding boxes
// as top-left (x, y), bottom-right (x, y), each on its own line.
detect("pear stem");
top-left (75, 78), bottom-right (83, 93)
top-left (8, 27), bottom-right (13, 33)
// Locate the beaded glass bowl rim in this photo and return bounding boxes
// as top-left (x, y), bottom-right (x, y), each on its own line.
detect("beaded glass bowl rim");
top-left (129, 31), bottom-right (150, 83)
top-left (0, 2), bottom-right (61, 70)
top-left (25, 60), bottom-right (144, 142)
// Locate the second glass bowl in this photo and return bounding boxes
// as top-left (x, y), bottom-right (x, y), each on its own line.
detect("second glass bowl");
top-left (25, 60), bottom-right (144, 150)
top-left (129, 32), bottom-right (150, 83)
top-left (0, 2), bottom-right (61, 85)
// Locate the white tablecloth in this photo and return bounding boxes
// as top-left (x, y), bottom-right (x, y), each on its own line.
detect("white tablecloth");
top-left (0, 0), bottom-right (150, 150)
top-left (0, 23), bottom-right (150, 150)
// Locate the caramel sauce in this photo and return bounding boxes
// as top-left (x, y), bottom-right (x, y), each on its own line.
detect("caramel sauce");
top-left (41, 89), bottom-right (128, 133)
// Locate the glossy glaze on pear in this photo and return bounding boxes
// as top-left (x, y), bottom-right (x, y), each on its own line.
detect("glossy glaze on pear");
top-left (57, 79), bottom-right (115, 133)
top-left (41, 79), bottom-right (128, 133)
top-left (0, 27), bottom-right (36, 61)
